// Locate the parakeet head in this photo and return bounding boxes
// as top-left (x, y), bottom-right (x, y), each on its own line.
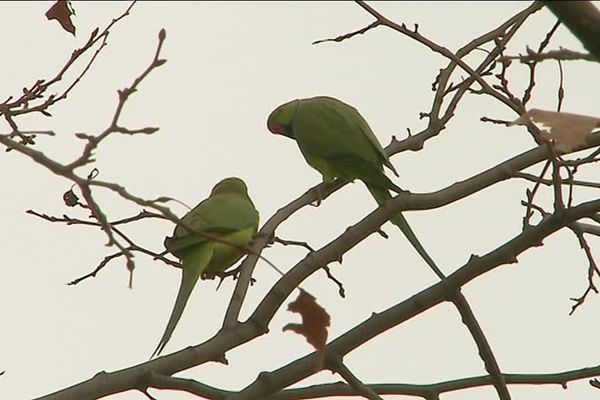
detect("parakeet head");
top-left (267, 99), bottom-right (299, 139)
top-left (210, 177), bottom-right (248, 196)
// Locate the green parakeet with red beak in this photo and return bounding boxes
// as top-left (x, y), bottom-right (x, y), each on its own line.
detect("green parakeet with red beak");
top-left (267, 96), bottom-right (442, 278)
top-left (152, 177), bottom-right (259, 357)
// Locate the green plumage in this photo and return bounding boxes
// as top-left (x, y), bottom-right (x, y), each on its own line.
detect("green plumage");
top-left (267, 96), bottom-right (442, 277)
top-left (152, 177), bottom-right (259, 357)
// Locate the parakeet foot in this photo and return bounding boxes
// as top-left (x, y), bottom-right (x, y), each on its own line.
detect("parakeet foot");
top-left (309, 187), bottom-right (323, 207)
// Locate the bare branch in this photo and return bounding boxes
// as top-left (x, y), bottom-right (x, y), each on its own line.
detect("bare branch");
top-left (500, 48), bottom-right (596, 63)
top-left (270, 365), bottom-right (600, 399)
top-left (452, 293), bottom-right (510, 400)
top-left (328, 356), bottom-right (384, 400)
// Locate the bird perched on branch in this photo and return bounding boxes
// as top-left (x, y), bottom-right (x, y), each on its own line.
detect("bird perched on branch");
top-left (267, 96), bottom-right (442, 278)
top-left (152, 177), bottom-right (259, 357)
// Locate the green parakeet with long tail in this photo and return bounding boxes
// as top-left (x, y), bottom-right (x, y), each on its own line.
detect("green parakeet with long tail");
top-left (152, 177), bottom-right (259, 357)
top-left (267, 96), bottom-right (442, 278)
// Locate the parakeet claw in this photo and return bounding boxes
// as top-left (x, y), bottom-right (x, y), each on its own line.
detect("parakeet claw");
top-left (253, 231), bottom-right (272, 244)
top-left (216, 275), bottom-right (226, 291)
top-left (310, 187), bottom-right (323, 207)
top-left (376, 229), bottom-right (389, 239)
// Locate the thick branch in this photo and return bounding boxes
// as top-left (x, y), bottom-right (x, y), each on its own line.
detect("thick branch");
top-left (269, 364), bottom-right (600, 399)
top-left (543, 1), bottom-right (600, 60)
top-left (225, 198), bottom-right (600, 399)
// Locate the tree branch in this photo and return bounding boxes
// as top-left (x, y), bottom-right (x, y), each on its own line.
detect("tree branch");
top-left (543, 1), bottom-right (600, 60)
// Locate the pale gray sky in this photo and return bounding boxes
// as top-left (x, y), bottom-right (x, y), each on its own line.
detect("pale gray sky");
top-left (1, 2), bottom-right (599, 399)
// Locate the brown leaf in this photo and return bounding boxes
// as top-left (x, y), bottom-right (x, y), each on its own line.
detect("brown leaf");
top-left (62, 189), bottom-right (79, 207)
top-left (511, 109), bottom-right (600, 153)
top-left (283, 290), bottom-right (330, 353)
top-left (45, 0), bottom-right (76, 35)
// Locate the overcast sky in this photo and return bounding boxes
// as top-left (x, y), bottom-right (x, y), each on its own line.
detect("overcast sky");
top-left (1, 2), bottom-right (599, 399)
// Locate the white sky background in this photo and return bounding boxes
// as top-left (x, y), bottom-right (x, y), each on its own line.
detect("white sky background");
top-left (1, 1), bottom-right (599, 399)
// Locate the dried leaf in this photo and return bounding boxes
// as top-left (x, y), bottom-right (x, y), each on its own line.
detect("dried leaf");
top-left (512, 109), bottom-right (600, 153)
top-left (283, 290), bottom-right (330, 353)
top-left (63, 189), bottom-right (79, 207)
top-left (45, 0), bottom-right (76, 35)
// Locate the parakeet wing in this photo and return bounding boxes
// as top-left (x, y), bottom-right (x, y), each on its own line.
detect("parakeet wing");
top-left (293, 97), bottom-right (398, 176)
top-left (165, 193), bottom-right (259, 256)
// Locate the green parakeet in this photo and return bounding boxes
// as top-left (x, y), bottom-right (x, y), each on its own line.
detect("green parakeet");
top-left (152, 177), bottom-right (259, 357)
top-left (267, 96), bottom-right (442, 278)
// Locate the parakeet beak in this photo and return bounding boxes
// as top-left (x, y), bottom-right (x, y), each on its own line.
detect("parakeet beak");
top-left (268, 120), bottom-right (294, 139)
top-left (267, 99), bottom-right (300, 139)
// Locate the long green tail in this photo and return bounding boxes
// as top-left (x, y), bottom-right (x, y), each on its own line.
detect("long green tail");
top-left (367, 184), bottom-right (445, 279)
top-left (151, 246), bottom-right (210, 358)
